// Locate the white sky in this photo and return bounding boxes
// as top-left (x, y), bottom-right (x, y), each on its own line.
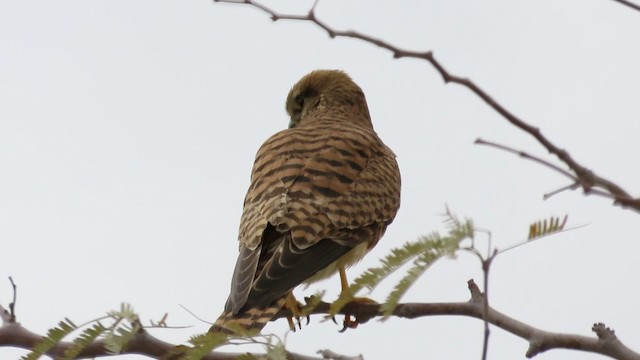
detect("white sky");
top-left (1, 1), bottom-right (639, 359)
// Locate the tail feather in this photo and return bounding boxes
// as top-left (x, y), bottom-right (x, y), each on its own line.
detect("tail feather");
top-left (209, 297), bottom-right (285, 334)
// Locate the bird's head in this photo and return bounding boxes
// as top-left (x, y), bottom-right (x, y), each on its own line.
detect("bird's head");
top-left (285, 69), bottom-right (371, 129)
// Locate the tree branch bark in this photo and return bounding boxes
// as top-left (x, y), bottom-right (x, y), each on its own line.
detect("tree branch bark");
top-left (213, 0), bottom-right (640, 213)
top-left (608, 0), bottom-right (640, 13)
top-left (275, 280), bottom-right (640, 360)
top-left (2, 280), bottom-right (638, 359)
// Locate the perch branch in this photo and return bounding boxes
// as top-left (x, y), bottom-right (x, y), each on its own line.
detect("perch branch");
top-left (272, 280), bottom-right (640, 360)
top-left (1, 280), bottom-right (638, 359)
top-left (0, 302), bottom-right (323, 360)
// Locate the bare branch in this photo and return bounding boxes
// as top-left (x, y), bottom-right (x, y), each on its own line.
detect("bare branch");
top-left (8, 277), bottom-right (16, 323)
top-left (609, 0), bottom-right (640, 13)
top-left (474, 138), bottom-right (577, 183)
top-left (272, 280), bottom-right (639, 360)
top-left (213, 0), bottom-right (640, 212)
top-left (543, 183), bottom-right (581, 200)
top-left (316, 349), bottom-right (364, 360)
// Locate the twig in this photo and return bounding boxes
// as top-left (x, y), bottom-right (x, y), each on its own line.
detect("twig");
top-left (317, 349), bottom-right (364, 360)
top-left (7, 277), bottom-right (16, 323)
top-left (463, 229), bottom-right (494, 360)
top-left (474, 138), bottom-right (577, 182)
top-left (543, 183), bottom-right (580, 200)
top-left (494, 223), bottom-right (589, 255)
top-left (609, 0), bottom-right (640, 12)
top-left (213, 0), bottom-right (640, 212)
top-left (180, 304), bottom-right (213, 325)
top-left (479, 253), bottom-right (495, 360)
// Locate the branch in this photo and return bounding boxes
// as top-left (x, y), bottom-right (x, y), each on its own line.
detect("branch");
top-left (271, 280), bottom-right (640, 360)
top-left (213, 0), bottom-right (640, 212)
top-left (0, 304), bottom-right (324, 360)
top-left (609, 0), bottom-right (640, 13)
top-left (474, 138), bottom-right (577, 183)
top-left (2, 280), bottom-right (638, 359)
top-left (316, 349), bottom-right (364, 360)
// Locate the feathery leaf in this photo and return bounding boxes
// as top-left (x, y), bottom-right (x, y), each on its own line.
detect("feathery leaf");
top-left (21, 319), bottom-right (77, 360)
top-left (330, 209), bottom-right (473, 316)
top-left (59, 322), bottom-right (108, 360)
top-left (266, 341), bottom-right (287, 360)
top-left (528, 215), bottom-right (568, 240)
top-left (104, 324), bottom-right (138, 354)
top-left (176, 332), bottom-right (229, 360)
top-left (381, 233), bottom-right (465, 318)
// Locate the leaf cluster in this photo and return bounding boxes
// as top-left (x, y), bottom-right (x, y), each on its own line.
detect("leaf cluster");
top-left (330, 209), bottom-right (473, 318)
top-left (21, 303), bottom-right (140, 360)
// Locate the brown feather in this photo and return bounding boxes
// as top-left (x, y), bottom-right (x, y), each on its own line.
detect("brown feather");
top-left (210, 70), bottom-right (401, 333)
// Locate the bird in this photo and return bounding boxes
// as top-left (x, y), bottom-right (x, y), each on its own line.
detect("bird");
top-left (209, 69), bottom-right (401, 334)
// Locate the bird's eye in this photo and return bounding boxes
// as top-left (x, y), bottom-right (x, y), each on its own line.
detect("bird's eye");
top-left (294, 94), bottom-right (305, 108)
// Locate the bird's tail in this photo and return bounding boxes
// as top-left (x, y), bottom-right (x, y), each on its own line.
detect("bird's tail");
top-left (209, 297), bottom-right (286, 334)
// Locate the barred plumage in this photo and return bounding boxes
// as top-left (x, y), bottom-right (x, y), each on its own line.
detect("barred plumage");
top-left (210, 70), bottom-right (401, 333)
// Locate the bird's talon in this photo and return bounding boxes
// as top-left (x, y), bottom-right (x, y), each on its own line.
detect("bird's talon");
top-left (338, 314), bottom-right (360, 332)
top-left (286, 316), bottom-right (296, 332)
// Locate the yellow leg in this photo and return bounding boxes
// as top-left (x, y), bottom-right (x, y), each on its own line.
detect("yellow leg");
top-left (337, 266), bottom-right (377, 332)
top-left (339, 266), bottom-right (350, 294)
top-left (338, 266), bottom-right (375, 304)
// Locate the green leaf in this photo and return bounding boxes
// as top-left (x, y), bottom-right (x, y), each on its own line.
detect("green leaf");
top-left (108, 303), bottom-right (137, 322)
top-left (104, 320), bottom-right (142, 354)
top-left (528, 215), bottom-right (568, 240)
top-left (21, 319), bottom-right (77, 360)
top-left (331, 208), bottom-right (473, 317)
top-left (178, 332), bottom-right (229, 360)
top-left (330, 233), bottom-right (442, 315)
top-left (59, 322), bottom-right (108, 360)
top-left (266, 341), bottom-right (287, 360)
top-left (381, 233), bottom-right (465, 318)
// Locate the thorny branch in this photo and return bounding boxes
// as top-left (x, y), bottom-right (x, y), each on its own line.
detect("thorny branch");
top-left (213, 0), bottom-right (640, 212)
top-left (2, 280), bottom-right (638, 359)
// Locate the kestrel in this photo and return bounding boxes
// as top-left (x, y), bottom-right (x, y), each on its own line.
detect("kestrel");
top-left (210, 70), bottom-right (401, 333)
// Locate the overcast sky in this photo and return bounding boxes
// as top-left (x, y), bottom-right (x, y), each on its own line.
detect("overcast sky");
top-left (1, 1), bottom-right (640, 359)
